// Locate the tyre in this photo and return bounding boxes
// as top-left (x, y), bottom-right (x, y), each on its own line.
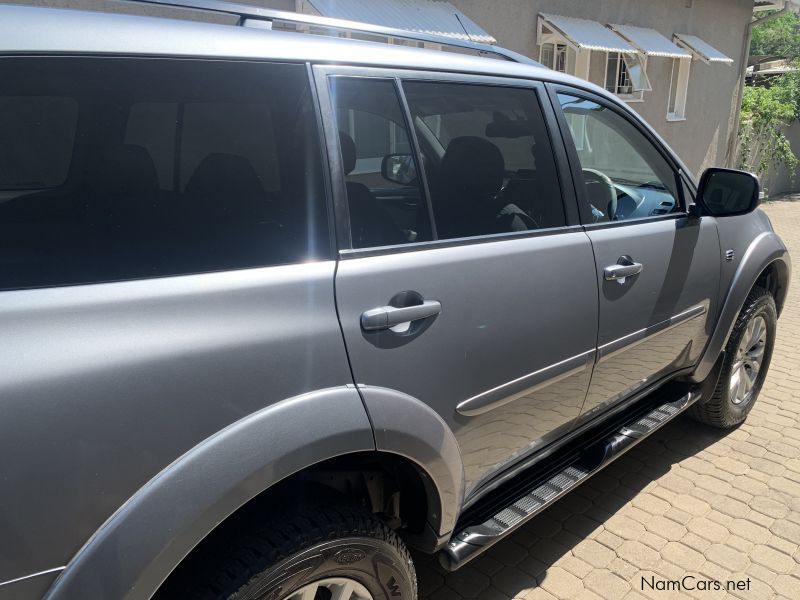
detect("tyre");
top-left (689, 286), bottom-right (776, 429)
top-left (161, 506), bottom-right (417, 600)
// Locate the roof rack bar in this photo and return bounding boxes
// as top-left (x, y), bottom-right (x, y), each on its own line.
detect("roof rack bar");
top-left (131, 0), bottom-right (539, 66)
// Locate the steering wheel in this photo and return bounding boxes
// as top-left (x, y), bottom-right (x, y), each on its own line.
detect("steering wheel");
top-left (582, 168), bottom-right (617, 222)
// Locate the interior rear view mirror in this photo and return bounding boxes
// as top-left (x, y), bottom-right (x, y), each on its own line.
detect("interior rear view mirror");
top-left (381, 153), bottom-right (417, 185)
top-left (695, 167), bottom-right (761, 217)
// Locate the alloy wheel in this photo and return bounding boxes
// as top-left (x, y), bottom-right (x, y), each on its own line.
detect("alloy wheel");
top-left (730, 315), bottom-right (767, 405)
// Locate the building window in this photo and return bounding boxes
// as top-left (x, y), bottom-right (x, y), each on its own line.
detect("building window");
top-left (667, 57), bottom-right (692, 121)
top-left (540, 42), bottom-right (574, 75)
top-left (605, 52), bottom-right (651, 102)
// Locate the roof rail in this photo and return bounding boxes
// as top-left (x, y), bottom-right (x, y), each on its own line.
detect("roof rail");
top-left (130, 0), bottom-right (540, 66)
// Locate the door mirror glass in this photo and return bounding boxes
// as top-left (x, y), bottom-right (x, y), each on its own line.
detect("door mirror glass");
top-left (697, 168), bottom-right (760, 216)
top-left (381, 153), bottom-right (417, 185)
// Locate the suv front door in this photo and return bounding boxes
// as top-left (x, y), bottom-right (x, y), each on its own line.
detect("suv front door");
top-left (317, 66), bottom-right (599, 496)
top-left (551, 87), bottom-right (721, 422)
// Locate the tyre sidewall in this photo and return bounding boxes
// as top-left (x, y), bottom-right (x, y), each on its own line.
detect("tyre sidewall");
top-left (233, 536), bottom-right (414, 600)
top-left (721, 292), bottom-right (777, 422)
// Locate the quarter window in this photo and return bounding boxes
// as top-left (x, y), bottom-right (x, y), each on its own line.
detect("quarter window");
top-left (329, 77), bottom-right (431, 249)
top-left (0, 57), bottom-right (328, 289)
top-left (558, 93), bottom-right (680, 223)
top-left (403, 81), bottom-right (565, 240)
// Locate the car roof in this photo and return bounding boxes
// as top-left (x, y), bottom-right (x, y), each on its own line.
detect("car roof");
top-left (0, 3), bottom-right (598, 89)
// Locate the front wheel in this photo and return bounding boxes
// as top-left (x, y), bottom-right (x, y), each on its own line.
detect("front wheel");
top-left (160, 506), bottom-right (417, 600)
top-left (689, 286), bottom-right (776, 428)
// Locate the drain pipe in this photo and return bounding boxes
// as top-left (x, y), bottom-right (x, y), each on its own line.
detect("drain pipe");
top-left (725, 3), bottom-right (795, 168)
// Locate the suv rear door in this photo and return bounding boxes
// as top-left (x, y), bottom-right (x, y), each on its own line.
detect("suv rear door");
top-left (316, 66), bottom-right (599, 495)
top-left (550, 86), bottom-right (721, 423)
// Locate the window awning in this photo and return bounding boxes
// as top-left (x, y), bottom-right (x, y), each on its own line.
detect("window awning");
top-left (609, 24), bottom-right (691, 58)
top-left (538, 13), bottom-right (636, 53)
top-left (673, 33), bottom-right (733, 64)
top-left (303, 0), bottom-right (496, 44)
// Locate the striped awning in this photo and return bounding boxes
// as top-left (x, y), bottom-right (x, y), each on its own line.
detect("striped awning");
top-left (538, 13), bottom-right (636, 53)
top-left (610, 24), bottom-right (691, 58)
top-left (674, 33), bottom-right (733, 64)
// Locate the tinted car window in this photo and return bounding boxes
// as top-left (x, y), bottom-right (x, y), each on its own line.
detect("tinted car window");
top-left (558, 93), bottom-right (680, 223)
top-left (0, 57), bottom-right (328, 290)
top-left (403, 81), bottom-right (565, 240)
top-left (0, 96), bottom-right (78, 190)
top-left (329, 77), bottom-right (431, 249)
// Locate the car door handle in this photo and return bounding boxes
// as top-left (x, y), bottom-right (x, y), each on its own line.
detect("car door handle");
top-left (361, 300), bottom-right (442, 331)
top-left (604, 257), bottom-right (643, 284)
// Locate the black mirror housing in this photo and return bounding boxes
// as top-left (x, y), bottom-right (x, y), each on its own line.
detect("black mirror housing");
top-left (381, 153), bottom-right (417, 186)
top-left (696, 167), bottom-right (761, 217)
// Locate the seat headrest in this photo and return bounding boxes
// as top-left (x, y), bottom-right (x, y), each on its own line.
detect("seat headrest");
top-left (185, 153), bottom-right (264, 199)
top-left (439, 136), bottom-right (504, 199)
top-left (339, 131), bottom-right (357, 176)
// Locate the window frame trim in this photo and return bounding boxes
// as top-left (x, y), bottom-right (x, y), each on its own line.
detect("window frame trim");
top-left (312, 64), bottom-right (580, 257)
top-left (545, 82), bottom-right (691, 230)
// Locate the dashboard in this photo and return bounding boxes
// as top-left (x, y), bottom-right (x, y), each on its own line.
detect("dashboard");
top-left (613, 182), bottom-right (677, 220)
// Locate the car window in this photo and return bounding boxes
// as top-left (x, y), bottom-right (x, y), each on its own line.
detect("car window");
top-left (403, 81), bottom-right (565, 240)
top-left (0, 57), bottom-right (328, 290)
top-left (557, 93), bottom-right (681, 223)
top-left (329, 77), bottom-right (431, 249)
top-left (0, 96), bottom-right (78, 190)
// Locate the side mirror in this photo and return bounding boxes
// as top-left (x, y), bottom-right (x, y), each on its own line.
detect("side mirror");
top-left (695, 167), bottom-right (761, 217)
top-left (381, 153), bottom-right (417, 186)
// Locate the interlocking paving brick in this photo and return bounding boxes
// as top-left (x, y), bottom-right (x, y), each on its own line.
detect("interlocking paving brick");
top-left (418, 202), bottom-right (800, 599)
top-left (572, 539), bottom-right (616, 569)
top-left (537, 567), bottom-right (583, 597)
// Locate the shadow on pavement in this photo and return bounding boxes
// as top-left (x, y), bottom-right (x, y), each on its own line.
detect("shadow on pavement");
top-left (414, 414), bottom-right (733, 599)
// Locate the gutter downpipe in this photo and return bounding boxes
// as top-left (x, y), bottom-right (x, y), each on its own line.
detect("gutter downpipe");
top-left (725, 3), bottom-right (794, 168)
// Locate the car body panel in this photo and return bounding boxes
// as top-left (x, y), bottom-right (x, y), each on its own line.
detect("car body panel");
top-left (44, 386), bottom-right (374, 600)
top-left (0, 569), bottom-right (61, 600)
top-left (690, 211), bottom-right (791, 383)
top-left (332, 234), bottom-right (599, 497)
top-left (0, 262), bottom-right (353, 584)
top-left (580, 216), bottom-right (720, 418)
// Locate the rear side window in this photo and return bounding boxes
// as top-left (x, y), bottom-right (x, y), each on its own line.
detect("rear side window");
top-left (403, 81), bottom-right (565, 240)
top-left (329, 77), bottom-right (431, 249)
top-left (0, 57), bottom-right (328, 290)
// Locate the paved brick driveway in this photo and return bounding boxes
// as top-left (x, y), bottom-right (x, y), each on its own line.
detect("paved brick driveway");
top-left (417, 201), bottom-right (800, 600)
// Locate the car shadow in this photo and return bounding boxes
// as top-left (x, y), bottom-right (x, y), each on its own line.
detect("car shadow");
top-left (414, 414), bottom-right (733, 599)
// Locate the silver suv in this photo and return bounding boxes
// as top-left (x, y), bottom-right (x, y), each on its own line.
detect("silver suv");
top-left (0, 2), bottom-right (791, 599)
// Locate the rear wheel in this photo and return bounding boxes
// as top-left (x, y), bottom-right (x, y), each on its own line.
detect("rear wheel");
top-left (159, 506), bottom-right (417, 600)
top-left (689, 286), bottom-right (776, 428)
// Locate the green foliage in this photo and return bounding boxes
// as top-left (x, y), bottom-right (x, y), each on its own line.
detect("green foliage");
top-left (751, 11), bottom-right (800, 58)
top-left (742, 12), bottom-right (800, 191)
top-left (738, 81), bottom-right (799, 187)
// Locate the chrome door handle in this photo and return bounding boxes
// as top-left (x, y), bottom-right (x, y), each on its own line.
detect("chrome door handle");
top-left (361, 300), bottom-right (442, 331)
top-left (604, 256), bottom-right (643, 284)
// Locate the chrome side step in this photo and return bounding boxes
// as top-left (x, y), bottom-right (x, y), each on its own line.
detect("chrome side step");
top-left (439, 391), bottom-right (697, 571)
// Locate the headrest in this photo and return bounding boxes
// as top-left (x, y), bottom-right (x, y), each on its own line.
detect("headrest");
top-left (185, 153), bottom-right (264, 199)
top-left (339, 131), bottom-right (357, 176)
top-left (439, 136), bottom-right (504, 199)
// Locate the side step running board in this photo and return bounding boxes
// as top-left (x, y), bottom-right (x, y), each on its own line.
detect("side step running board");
top-left (439, 391), bottom-right (697, 571)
